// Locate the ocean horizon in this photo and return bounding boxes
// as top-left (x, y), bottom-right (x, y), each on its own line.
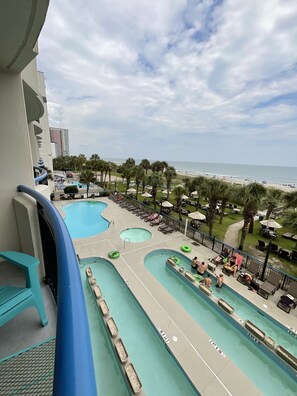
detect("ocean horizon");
top-left (104, 158), bottom-right (297, 187)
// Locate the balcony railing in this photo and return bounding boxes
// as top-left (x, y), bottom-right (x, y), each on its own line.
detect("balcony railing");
top-left (17, 185), bottom-right (97, 395)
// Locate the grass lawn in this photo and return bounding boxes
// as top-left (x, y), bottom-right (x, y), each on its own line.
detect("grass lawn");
top-left (199, 211), bottom-right (242, 241)
top-left (241, 220), bottom-right (297, 278)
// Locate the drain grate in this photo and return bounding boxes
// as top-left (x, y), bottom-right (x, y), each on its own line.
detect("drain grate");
top-left (0, 338), bottom-right (55, 395)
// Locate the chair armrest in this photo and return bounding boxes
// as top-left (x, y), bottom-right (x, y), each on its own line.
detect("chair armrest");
top-left (0, 251), bottom-right (39, 269)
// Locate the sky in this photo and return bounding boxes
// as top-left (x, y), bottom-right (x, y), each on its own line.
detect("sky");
top-left (38, 0), bottom-right (297, 166)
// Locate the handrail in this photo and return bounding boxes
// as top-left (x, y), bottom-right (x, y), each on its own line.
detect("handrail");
top-left (17, 185), bottom-right (97, 396)
top-left (34, 166), bottom-right (48, 183)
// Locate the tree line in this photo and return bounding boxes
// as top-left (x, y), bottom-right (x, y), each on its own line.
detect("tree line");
top-left (54, 154), bottom-right (297, 251)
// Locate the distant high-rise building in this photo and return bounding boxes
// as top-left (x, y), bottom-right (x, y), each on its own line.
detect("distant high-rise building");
top-left (49, 127), bottom-right (69, 157)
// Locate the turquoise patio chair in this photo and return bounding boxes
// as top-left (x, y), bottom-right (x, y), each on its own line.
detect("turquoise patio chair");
top-left (0, 251), bottom-right (48, 327)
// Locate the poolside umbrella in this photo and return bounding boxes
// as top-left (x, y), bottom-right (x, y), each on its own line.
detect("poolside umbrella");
top-left (185, 210), bottom-right (206, 236)
top-left (141, 192), bottom-right (152, 198)
top-left (175, 184), bottom-right (184, 188)
top-left (188, 211), bottom-right (206, 221)
top-left (191, 191), bottom-right (198, 197)
top-left (127, 188), bottom-right (137, 194)
top-left (161, 201), bottom-right (173, 208)
top-left (260, 219), bottom-right (282, 229)
top-left (162, 189), bottom-right (171, 195)
top-left (181, 194), bottom-right (189, 200)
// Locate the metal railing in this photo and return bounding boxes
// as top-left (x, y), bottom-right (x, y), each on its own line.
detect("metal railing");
top-left (115, 195), bottom-right (297, 290)
top-left (17, 185), bottom-right (97, 396)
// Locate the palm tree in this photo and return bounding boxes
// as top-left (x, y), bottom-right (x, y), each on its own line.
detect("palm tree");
top-left (77, 154), bottom-right (87, 170)
top-left (204, 179), bottom-right (225, 236)
top-left (218, 183), bottom-right (233, 224)
top-left (146, 172), bottom-right (162, 208)
top-left (134, 166), bottom-right (145, 200)
top-left (89, 154), bottom-right (100, 169)
top-left (283, 210), bottom-right (297, 249)
top-left (262, 188), bottom-right (283, 219)
top-left (238, 182), bottom-right (266, 250)
top-left (140, 159), bottom-right (151, 176)
top-left (107, 161), bottom-right (117, 189)
top-left (173, 186), bottom-right (186, 221)
top-left (164, 166), bottom-right (177, 200)
top-left (124, 158), bottom-right (136, 167)
top-left (283, 191), bottom-right (297, 209)
top-left (150, 161), bottom-right (164, 174)
top-left (121, 165), bottom-right (135, 195)
top-left (160, 161), bottom-right (169, 173)
top-left (191, 176), bottom-right (207, 209)
top-left (79, 169), bottom-right (96, 198)
top-left (69, 155), bottom-right (80, 171)
top-left (182, 177), bottom-right (192, 195)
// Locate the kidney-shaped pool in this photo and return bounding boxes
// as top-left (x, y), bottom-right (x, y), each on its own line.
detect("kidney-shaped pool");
top-left (63, 201), bottom-right (109, 238)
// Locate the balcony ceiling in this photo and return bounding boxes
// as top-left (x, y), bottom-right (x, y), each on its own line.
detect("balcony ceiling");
top-left (0, 0), bottom-right (49, 73)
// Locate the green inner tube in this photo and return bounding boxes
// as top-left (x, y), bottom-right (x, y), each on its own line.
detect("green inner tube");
top-left (108, 250), bottom-right (120, 259)
top-left (181, 245), bottom-right (192, 253)
top-left (169, 256), bottom-right (181, 265)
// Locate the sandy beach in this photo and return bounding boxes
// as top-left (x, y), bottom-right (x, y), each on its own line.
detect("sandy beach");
top-left (176, 171), bottom-right (297, 193)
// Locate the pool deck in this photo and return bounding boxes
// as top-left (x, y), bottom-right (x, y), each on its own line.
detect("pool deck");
top-left (59, 198), bottom-right (296, 396)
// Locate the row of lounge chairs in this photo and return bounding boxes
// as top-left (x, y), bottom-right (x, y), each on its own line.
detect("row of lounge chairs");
top-left (256, 240), bottom-right (297, 261)
top-left (111, 195), bottom-right (177, 233)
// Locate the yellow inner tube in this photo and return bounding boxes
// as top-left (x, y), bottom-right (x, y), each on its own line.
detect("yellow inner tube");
top-left (181, 245), bottom-right (192, 253)
top-left (169, 256), bottom-right (181, 265)
top-left (108, 250), bottom-right (120, 259)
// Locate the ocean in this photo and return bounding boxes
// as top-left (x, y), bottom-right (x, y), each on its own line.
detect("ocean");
top-left (104, 158), bottom-right (297, 188)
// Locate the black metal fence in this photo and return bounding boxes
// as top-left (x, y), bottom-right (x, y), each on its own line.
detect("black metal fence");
top-left (111, 194), bottom-right (297, 291)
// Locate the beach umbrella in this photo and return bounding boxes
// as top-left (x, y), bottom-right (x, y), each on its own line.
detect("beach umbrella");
top-left (181, 194), bottom-right (189, 200)
top-left (161, 201), bottom-right (173, 208)
top-left (260, 219), bottom-right (282, 229)
top-left (175, 184), bottom-right (184, 188)
top-left (188, 211), bottom-right (206, 221)
top-left (162, 189), bottom-right (171, 195)
top-left (127, 188), bottom-right (137, 194)
top-left (141, 192), bottom-right (152, 198)
top-left (191, 191), bottom-right (198, 197)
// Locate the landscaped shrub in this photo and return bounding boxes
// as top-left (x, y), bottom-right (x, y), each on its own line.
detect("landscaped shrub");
top-left (64, 186), bottom-right (79, 195)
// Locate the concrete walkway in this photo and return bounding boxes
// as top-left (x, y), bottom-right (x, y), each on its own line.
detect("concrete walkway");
top-left (224, 219), bottom-right (243, 247)
top-left (224, 216), bottom-right (260, 247)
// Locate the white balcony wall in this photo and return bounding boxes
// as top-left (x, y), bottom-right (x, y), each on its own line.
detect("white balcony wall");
top-left (0, 72), bottom-right (35, 251)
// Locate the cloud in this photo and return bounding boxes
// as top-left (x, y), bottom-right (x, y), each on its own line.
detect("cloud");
top-left (38, 0), bottom-right (297, 166)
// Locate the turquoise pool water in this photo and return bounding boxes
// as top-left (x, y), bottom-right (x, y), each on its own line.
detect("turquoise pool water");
top-left (66, 181), bottom-right (94, 189)
top-left (166, 251), bottom-right (297, 357)
top-left (145, 249), bottom-right (297, 396)
top-left (120, 227), bottom-right (152, 242)
top-left (81, 258), bottom-right (198, 396)
top-left (81, 267), bottom-right (130, 396)
top-left (63, 201), bottom-right (109, 238)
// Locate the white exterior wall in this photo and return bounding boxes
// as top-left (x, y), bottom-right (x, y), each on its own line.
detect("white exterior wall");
top-left (0, 72), bottom-right (35, 251)
top-left (0, 62), bottom-right (52, 255)
top-left (38, 71), bottom-right (53, 171)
